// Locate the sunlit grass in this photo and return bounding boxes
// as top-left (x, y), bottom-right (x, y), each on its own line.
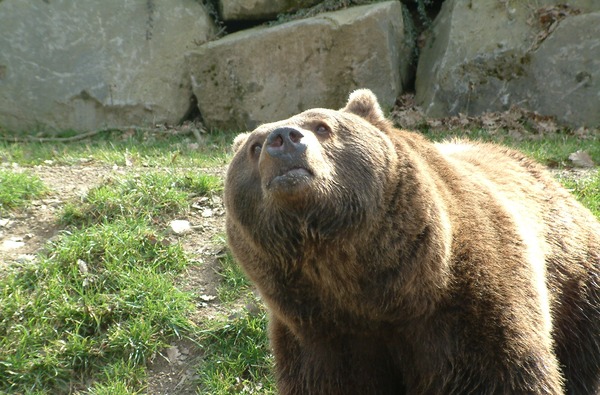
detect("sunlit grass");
top-left (0, 169), bottom-right (47, 214)
top-left (186, 231), bottom-right (275, 394)
top-left (0, 166), bottom-right (223, 393)
top-left (557, 170), bottom-right (600, 218)
top-left (0, 219), bottom-right (192, 393)
top-left (0, 128), bottom-right (237, 168)
top-left (60, 171), bottom-right (222, 227)
top-left (196, 309), bottom-right (276, 395)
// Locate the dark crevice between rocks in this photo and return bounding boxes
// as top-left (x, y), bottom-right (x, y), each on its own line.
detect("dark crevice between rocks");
top-left (201, 0), bottom-right (270, 35)
top-left (179, 94), bottom-right (204, 124)
top-left (224, 19), bottom-right (271, 34)
top-left (401, 0), bottom-right (446, 94)
top-left (212, 1), bottom-right (447, 37)
top-left (403, 69), bottom-right (417, 95)
top-left (403, 0), bottom-right (444, 31)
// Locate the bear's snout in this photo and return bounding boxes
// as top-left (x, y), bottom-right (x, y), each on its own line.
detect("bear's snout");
top-left (260, 126), bottom-right (318, 197)
top-left (266, 127), bottom-right (307, 161)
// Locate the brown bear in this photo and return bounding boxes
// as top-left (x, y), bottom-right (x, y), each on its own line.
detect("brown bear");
top-left (224, 89), bottom-right (600, 395)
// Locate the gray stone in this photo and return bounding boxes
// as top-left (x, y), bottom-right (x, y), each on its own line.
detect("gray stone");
top-left (187, 1), bottom-right (413, 131)
top-left (524, 13), bottom-right (600, 127)
top-left (415, 0), bottom-right (600, 127)
top-left (0, 0), bottom-right (216, 133)
top-left (220, 0), bottom-right (323, 21)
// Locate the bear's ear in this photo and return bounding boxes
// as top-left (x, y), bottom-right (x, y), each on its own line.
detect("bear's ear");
top-left (232, 132), bottom-right (250, 153)
top-left (342, 89), bottom-right (391, 132)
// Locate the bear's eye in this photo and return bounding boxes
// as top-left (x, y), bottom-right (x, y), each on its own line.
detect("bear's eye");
top-left (315, 123), bottom-right (331, 137)
top-left (250, 142), bottom-right (262, 157)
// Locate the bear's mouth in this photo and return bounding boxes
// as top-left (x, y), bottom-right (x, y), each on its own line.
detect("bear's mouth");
top-left (268, 166), bottom-right (314, 190)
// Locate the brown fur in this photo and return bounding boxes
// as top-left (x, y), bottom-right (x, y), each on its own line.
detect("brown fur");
top-left (224, 89), bottom-right (600, 395)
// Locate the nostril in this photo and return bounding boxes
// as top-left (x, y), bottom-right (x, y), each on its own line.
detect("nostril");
top-left (289, 129), bottom-right (303, 143)
top-left (270, 134), bottom-right (283, 148)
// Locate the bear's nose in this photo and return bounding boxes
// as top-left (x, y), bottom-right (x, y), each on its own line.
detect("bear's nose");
top-left (265, 127), bottom-right (306, 159)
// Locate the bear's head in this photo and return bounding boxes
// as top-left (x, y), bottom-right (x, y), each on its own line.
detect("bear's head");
top-left (224, 89), bottom-right (398, 250)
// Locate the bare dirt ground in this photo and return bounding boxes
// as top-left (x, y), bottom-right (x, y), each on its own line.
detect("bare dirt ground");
top-left (0, 165), bottom-right (118, 267)
top-left (0, 163), bottom-right (230, 394)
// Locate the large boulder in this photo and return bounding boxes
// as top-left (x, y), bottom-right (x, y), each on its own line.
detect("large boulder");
top-left (524, 12), bottom-right (600, 127)
top-left (415, 0), bottom-right (600, 127)
top-left (219, 0), bottom-right (323, 21)
top-left (187, 1), bottom-right (413, 131)
top-left (0, 0), bottom-right (216, 133)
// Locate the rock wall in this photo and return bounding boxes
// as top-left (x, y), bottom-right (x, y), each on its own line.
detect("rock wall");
top-left (415, 0), bottom-right (600, 127)
top-left (0, 0), bottom-right (216, 132)
top-left (0, 0), bottom-right (598, 133)
top-left (187, 1), bottom-right (413, 130)
top-left (524, 12), bottom-right (600, 127)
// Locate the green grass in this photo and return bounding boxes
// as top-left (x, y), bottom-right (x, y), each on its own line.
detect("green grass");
top-left (0, 219), bottom-right (192, 393)
top-left (196, 310), bottom-right (275, 395)
top-left (85, 360), bottom-right (146, 395)
top-left (0, 128), bottom-right (237, 168)
top-left (0, 169), bottom-right (47, 214)
top-left (216, 248), bottom-right (252, 304)
top-left (61, 171), bottom-right (222, 227)
top-left (0, 129), bottom-right (266, 394)
top-left (0, 169), bottom-right (223, 394)
top-left (194, 236), bottom-right (275, 394)
top-left (557, 170), bottom-right (600, 218)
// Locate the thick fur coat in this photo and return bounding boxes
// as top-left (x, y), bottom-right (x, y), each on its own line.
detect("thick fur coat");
top-left (224, 89), bottom-right (600, 394)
